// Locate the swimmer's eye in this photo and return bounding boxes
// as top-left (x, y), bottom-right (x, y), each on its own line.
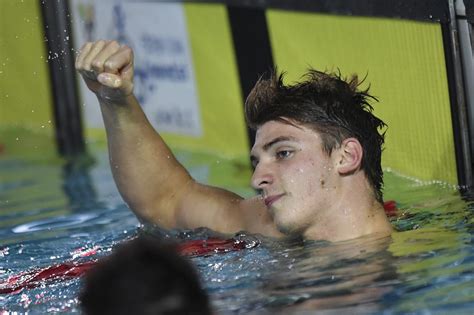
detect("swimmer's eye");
top-left (276, 150), bottom-right (293, 160)
top-left (250, 157), bottom-right (259, 169)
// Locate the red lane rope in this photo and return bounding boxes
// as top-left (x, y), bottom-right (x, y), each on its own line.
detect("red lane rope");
top-left (177, 237), bottom-right (248, 257)
top-left (1, 201), bottom-right (397, 295)
top-left (383, 200), bottom-right (398, 218)
top-left (0, 261), bottom-right (97, 295)
top-left (0, 237), bottom-right (250, 295)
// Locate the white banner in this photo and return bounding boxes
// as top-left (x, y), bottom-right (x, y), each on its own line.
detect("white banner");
top-left (71, 0), bottom-right (202, 136)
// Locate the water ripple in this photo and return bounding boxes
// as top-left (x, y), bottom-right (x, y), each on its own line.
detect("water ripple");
top-left (12, 213), bottom-right (97, 233)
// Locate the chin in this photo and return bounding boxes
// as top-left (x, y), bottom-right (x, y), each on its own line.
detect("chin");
top-left (274, 215), bottom-right (304, 236)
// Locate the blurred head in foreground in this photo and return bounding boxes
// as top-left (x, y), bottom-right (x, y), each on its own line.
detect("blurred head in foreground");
top-left (80, 236), bottom-right (212, 315)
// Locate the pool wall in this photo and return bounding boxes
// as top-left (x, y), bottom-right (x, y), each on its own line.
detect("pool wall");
top-left (1, 0), bottom-right (473, 188)
top-left (0, 0), bottom-right (57, 161)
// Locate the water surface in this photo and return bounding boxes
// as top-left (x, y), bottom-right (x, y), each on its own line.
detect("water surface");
top-left (0, 150), bottom-right (473, 314)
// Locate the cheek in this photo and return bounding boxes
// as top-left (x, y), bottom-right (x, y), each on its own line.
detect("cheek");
top-left (284, 166), bottom-right (318, 201)
top-left (280, 165), bottom-right (307, 188)
top-left (286, 160), bottom-right (332, 198)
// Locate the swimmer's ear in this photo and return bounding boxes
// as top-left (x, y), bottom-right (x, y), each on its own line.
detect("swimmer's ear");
top-left (335, 138), bottom-right (363, 175)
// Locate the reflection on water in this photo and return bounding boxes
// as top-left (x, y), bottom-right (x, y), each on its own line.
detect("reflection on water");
top-left (191, 234), bottom-right (397, 314)
top-left (0, 151), bottom-right (473, 314)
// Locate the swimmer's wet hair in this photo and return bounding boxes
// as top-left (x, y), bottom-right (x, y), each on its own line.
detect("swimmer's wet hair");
top-left (245, 69), bottom-right (386, 202)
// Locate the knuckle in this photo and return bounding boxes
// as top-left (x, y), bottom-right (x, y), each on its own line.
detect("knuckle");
top-left (125, 47), bottom-right (134, 59)
top-left (91, 40), bottom-right (105, 50)
top-left (92, 59), bottom-right (103, 69)
top-left (108, 40), bottom-right (120, 48)
top-left (104, 60), bottom-right (115, 70)
top-left (78, 43), bottom-right (90, 56)
top-left (80, 42), bottom-right (91, 50)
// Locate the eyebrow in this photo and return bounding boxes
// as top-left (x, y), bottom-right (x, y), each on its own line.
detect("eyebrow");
top-left (250, 136), bottom-right (298, 164)
top-left (262, 136), bottom-right (298, 151)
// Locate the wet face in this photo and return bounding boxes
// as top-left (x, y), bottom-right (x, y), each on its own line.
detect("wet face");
top-left (250, 120), bottom-right (339, 235)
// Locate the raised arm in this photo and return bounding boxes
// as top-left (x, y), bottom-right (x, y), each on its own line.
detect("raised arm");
top-left (75, 40), bottom-right (279, 237)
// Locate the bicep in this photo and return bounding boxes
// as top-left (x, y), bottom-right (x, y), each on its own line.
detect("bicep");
top-left (175, 182), bottom-right (247, 234)
top-left (177, 181), bottom-right (281, 237)
top-left (145, 179), bottom-right (281, 237)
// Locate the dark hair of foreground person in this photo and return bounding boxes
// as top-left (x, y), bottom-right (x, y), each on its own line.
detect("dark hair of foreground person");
top-left (80, 236), bottom-right (212, 315)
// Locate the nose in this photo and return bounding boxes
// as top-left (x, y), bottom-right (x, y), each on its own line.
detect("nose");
top-left (251, 162), bottom-right (273, 191)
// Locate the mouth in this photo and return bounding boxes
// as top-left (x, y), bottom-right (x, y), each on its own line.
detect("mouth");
top-left (264, 194), bottom-right (285, 207)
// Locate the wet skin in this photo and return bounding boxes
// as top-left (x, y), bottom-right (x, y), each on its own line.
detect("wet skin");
top-left (75, 40), bottom-right (392, 242)
top-left (250, 120), bottom-right (339, 235)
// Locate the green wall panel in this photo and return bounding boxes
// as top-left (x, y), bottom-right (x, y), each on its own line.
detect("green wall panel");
top-left (267, 10), bottom-right (457, 184)
top-left (167, 3), bottom-right (248, 161)
top-left (0, 0), bottom-right (56, 159)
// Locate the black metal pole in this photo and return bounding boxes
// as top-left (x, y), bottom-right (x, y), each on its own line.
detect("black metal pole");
top-left (40, 0), bottom-right (85, 158)
top-left (442, 0), bottom-right (473, 190)
top-left (227, 6), bottom-right (275, 147)
top-left (456, 0), bottom-right (474, 179)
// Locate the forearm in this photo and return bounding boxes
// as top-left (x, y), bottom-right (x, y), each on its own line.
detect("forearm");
top-left (98, 94), bottom-right (192, 224)
top-left (74, 40), bottom-right (239, 230)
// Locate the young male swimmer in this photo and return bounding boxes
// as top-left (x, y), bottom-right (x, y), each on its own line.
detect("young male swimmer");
top-left (76, 40), bottom-right (392, 242)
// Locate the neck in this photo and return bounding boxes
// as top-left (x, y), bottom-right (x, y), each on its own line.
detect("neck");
top-left (303, 173), bottom-right (392, 242)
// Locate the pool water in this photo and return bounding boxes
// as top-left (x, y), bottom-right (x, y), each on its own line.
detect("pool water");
top-left (0, 149), bottom-right (473, 314)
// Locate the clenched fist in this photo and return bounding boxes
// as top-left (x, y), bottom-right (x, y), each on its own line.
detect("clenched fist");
top-left (75, 40), bottom-right (134, 101)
